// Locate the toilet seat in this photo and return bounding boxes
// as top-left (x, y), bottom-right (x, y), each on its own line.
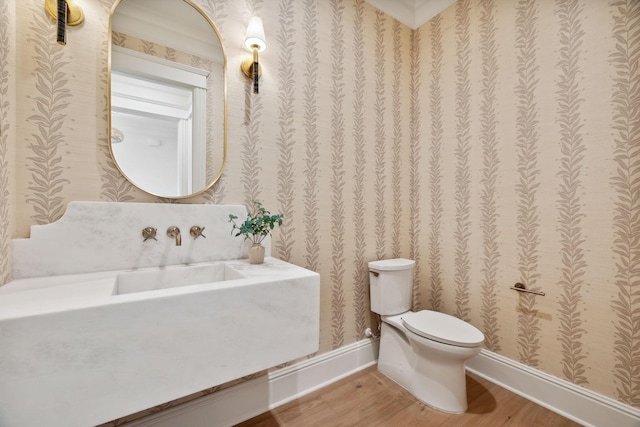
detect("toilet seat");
top-left (401, 310), bottom-right (484, 348)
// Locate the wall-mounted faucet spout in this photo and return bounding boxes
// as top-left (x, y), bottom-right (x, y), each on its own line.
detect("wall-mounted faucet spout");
top-left (167, 226), bottom-right (181, 246)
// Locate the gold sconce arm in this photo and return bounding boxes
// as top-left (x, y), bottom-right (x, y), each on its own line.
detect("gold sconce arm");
top-left (45, 0), bottom-right (84, 25)
top-left (45, 0), bottom-right (84, 45)
top-left (241, 47), bottom-right (263, 94)
top-left (240, 48), bottom-right (263, 79)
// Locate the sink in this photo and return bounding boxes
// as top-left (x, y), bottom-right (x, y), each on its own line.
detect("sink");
top-left (2, 202), bottom-right (319, 427)
top-left (113, 263), bottom-right (244, 295)
top-left (0, 257), bottom-right (320, 427)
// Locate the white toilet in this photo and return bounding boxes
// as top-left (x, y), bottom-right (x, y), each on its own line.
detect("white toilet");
top-left (369, 258), bottom-right (484, 414)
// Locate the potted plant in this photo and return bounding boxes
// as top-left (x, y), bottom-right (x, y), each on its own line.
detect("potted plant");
top-left (229, 200), bottom-right (283, 264)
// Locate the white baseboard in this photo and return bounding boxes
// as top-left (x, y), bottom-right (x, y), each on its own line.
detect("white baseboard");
top-left (125, 339), bottom-right (379, 427)
top-left (126, 343), bottom-right (640, 427)
top-left (466, 349), bottom-right (640, 427)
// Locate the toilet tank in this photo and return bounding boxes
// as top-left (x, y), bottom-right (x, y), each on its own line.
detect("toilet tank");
top-left (368, 258), bottom-right (415, 315)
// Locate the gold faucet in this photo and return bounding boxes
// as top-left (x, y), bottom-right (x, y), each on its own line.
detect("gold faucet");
top-left (167, 226), bottom-right (181, 246)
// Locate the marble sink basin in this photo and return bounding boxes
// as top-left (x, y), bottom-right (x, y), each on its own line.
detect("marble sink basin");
top-left (0, 257), bottom-right (320, 427)
top-left (113, 262), bottom-right (244, 295)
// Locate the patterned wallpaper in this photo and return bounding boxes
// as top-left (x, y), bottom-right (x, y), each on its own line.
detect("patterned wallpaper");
top-left (0, 0), bottom-right (14, 288)
top-left (414, 0), bottom-right (639, 407)
top-left (1, 0), bottom-right (638, 423)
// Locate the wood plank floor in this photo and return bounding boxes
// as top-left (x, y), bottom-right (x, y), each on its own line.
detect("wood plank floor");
top-left (235, 366), bottom-right (581, 426)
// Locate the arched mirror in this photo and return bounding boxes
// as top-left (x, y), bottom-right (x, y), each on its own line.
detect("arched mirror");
top-left (108, 0), bottom-right (226, 198)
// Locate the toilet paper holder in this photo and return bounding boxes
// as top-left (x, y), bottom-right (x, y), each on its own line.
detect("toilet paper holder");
top-left (510, 282), bottom-right (545, 296)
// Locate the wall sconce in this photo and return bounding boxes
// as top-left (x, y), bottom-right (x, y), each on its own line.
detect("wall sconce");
top-left (45, 0), bottom-right (84, 45)
top-left (240, 17), bottom-right (266, 94)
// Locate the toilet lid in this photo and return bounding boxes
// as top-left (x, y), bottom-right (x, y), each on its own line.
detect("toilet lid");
top-left (401, 310), bottom-right (484, 347)
top-left (368, 258), bottom-right (415, 271)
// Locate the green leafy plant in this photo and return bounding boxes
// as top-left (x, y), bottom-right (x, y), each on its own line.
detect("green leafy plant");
top-left (229, 200), bottom-right (283, 245)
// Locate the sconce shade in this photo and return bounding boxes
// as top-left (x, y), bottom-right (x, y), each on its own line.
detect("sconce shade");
top-left (244, 17), bottom-right (266, 52)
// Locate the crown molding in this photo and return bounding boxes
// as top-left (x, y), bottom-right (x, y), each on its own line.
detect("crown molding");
top-left (364, 0), bottom-right (456, 29)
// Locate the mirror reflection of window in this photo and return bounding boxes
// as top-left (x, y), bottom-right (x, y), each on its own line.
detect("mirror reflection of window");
top-left (112, 111), bottom-right (181, 196)
top-left (109, 0), bottom-right (226, 198)
top-left (111, 51), bottom-right (208, 196)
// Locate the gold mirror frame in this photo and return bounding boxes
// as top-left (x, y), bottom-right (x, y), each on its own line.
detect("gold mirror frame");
top-left (107, 0), bottom-right (227, 199)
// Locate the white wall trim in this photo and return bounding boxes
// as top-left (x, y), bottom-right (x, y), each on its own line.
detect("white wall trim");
top-left (126, 343), bottom-right (640, 427)
top-left (466, 349), bottom-right (640, 427)
top-left (125, 339), bottom-right (379, 427)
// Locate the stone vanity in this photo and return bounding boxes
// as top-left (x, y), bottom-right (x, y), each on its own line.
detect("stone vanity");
top-left (0, 202), bottom-right (320, 427)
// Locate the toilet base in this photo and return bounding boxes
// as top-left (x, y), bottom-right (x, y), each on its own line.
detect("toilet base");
top-left (377, 318), bottom-right (480, 414)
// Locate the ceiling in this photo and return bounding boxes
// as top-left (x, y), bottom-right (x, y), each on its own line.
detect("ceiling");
top-left (364, 0), bottom-right (456, 29)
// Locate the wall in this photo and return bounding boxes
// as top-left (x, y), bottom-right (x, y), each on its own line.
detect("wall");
top-left (414, 0), bottom-right (639, 408)
top-left (1, 0), bottom-right (638, 423)
top-left (4, 0), bottom-right (414, 423)
top-left (0, 0), bottom-right (15, 287)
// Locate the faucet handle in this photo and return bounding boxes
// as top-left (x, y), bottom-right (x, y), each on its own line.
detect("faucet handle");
top-left (142, 227), bottom-right (157, 242)
top-left (190, 226), bottom-right (206, 239)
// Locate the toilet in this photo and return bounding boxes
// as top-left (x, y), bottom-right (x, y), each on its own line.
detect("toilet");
top-left (369, 258), bottom-right (484, 414)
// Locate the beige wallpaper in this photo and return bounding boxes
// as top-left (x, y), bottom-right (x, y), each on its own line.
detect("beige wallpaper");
top-left (0, 0), bottom-right (15, 287)
top-left (1, 0), bottom-right (638, 423)
top-left (414, 0), bottom-right (639, 407)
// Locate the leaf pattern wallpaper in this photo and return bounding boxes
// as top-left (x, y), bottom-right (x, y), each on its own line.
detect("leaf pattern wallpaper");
top-left (351, 0), bottom-right (369, 342)
top-left (391, 20), bottom-right (404, 261)
top-left (426, 15), bottom-right (443, 312)
top-left (302, 0), bottom-right (321, 273)
top-left (514, 0), bottom-right (542, 369)
top-left (555, 0), bottom-right (588, 386)
top-left (453, 0), bottom-right (472, 323)
top-left (0, 0), bottom-right (13, 287)
top-left (329, 0), bottom-right (347, 351)
top-left (609, 0), bottom-right (640, 407)
top-left (2, 0), bottom-right (639, 423)
top-left (25, 1), bottom-right (72, 225)
top-left (478, 0), bottom-right (501, 354)
top-left (274, 0), bottom-right (296, 263)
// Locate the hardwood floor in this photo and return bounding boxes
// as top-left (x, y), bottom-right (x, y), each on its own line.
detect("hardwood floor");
top-left (235, 366), bottom-right (581, 426)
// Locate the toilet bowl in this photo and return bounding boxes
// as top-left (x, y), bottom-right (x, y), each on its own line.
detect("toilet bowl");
top-left (369, 259), bottom-right (484, 414)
